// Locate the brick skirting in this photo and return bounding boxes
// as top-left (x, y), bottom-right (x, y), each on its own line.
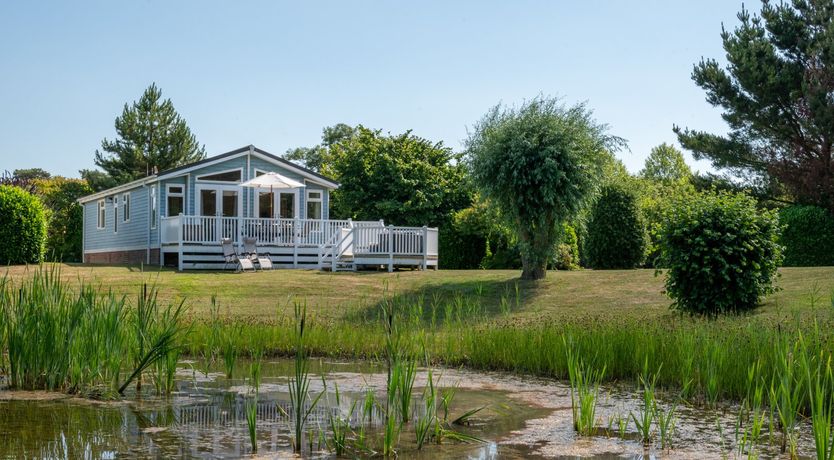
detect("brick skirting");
top-left (85, 248), bottom-right (160, 265)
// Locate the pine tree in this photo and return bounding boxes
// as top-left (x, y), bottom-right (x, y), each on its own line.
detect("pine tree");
top-left (675, 0), bottom-right (834, 212)
top-left (94, 83), bottom-right (206, 184)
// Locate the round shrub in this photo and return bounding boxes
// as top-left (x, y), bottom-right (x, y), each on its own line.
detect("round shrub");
top-left (585, 185), bottom-right (647, 269)
top-left (779, 205), bottom-right (834, 266)
top-left (0, 185), bottom-right (47, 265)
top-left (656, 191), bottom-right (782, 316)
top-left (552, 223), bottom-right (579, 270)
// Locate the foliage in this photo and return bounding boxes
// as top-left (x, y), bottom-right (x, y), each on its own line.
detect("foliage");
top-left (78, 169), bottom-right (118, 192)
top-left (93, 83), bottom-right (206, 185)
top-left (779, 205), bottom-right (834, 267)
top-left (640, 143), bottom-right (691, 185)
top-left (0, 269), bottom-right (187, 395)
top-left (466, 96), bottom-right (624, 280)
top-left (656, 191), bottom-right (782, 316)
top-left (586, 185), bottom-right (647, 269)
top-left (13, 168), bottom-right (51, 181)
top-left (329, 126), bottom-right (470, 227)
top-left (0, 185), bottom-right (47, 265)
top-left (553, 223), bottom-right (580, 270)
top-left (638, 178), bottom-right (697, 267)
top-left (674, 1), bottom-right (834, 213)
top-left (441, 196), bottom-right (518, 269)
top-left (31, 177), bottom-right (92, 262)
top-left (283, 123), bottom-right (356, 173)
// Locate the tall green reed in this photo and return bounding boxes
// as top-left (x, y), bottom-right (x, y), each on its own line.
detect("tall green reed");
top-left (288, 301), bottom-right (323, 453)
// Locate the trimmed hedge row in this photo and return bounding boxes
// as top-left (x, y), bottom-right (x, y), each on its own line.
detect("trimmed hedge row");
top-left (779, 205), bottom-right (834, 267)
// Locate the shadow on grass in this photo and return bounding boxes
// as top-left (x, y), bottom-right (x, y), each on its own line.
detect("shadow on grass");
top-left (343, 276), bottom-right (541, 327)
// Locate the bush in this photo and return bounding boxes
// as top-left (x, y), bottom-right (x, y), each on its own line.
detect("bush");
top-left (552, 223), bottom-right (579, 270)
top-left (32, 177), bottom-right (92, 262)
top-left (585, 185), bottom-right (647, 269)
top-left (779, 205), bottom-right (834, 266)
top-left (441, 197), bottom-right (519, 269)
top-left (656, 191), bottom-right (782, 316)
top-left (0, 185), bottom-right (47, 264)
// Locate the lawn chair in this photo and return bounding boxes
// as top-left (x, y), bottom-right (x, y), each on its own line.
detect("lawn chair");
top-left (243, 236), bottom-right (273, 270)
top-left (221, 238), bottom-right (254, 272)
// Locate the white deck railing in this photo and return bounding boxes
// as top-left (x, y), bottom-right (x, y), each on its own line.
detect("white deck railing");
top-left (160, 215), bottom-right (381, 246)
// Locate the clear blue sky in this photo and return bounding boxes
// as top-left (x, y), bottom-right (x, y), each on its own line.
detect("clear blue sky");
top-left (0, 1), bottom-right (751, 178)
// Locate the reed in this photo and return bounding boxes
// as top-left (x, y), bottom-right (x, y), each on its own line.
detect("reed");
top-left (631, 361), bottom-right (658, 446)
top-left (800, 333), bottom-right (834, 460)
top-left (245, 394), bottom-right (258, 453)
top-left (565, 336), bottom-right (606, 435)
top-left (288, 301), bottom-right (323, 453)
top-left (0, 268), bottom-right (188, 397)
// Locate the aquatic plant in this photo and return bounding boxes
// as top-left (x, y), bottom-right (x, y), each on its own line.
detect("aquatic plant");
top-left (656, 402), bottom-right (677, 450)
top-left (800, 332), bottom-right (834, 460)
top-left (0, 268), bottom-right (188, 396)
top-left (245, 394), bottom-right (258, 453)
top-left (288, 301), bottom-right (323, 453)
top-left (565, 336), bottom-right (606, 436)
top-left (770, 335), bottom-right (802, 456)
top-left (631, 361), bottom-right (658, 445)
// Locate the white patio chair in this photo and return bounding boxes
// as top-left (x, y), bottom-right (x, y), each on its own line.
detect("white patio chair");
top-left (221, 238), bottom-right (254, 272)
top-left (243, 236), bottom-right (273, 270)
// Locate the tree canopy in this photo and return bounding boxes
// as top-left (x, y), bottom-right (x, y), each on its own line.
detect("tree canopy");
top-left (328, 126), bottom-right (470, 227)
top-left (674, 1), bottom-right (834, 212)
top-left (283, 124), bottom-right (356, 173)
top-left (640, 143), bottom-right (691, 184)
top-left (92, 83), bottom-right (206, 185)
top-left (466, 96), bottom-right (624, 280)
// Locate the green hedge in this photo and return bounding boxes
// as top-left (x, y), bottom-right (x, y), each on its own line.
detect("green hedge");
top-left (585, 185), bottom-right (647, 269)
top-left (656, 191), bottom-right (781, 316)
top-left (779, 205), bottom-right (834, 267)
top-left (0, 185), bottom-right (47, 264)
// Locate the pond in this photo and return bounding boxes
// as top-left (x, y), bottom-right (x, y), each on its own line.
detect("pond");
top-left (0, 359), bottom-right (816, 459)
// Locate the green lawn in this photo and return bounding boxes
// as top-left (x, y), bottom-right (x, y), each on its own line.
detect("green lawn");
top-left (4, 263), bottom-right (834, 405)
top-left (3, 264), bottom-right (832, 324)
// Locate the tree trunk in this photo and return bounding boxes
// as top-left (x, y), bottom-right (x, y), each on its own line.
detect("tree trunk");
top-left (521, 255), bottom-right (547, 280)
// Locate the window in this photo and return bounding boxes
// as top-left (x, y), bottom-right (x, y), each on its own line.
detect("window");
top-left (196, 169), bottom-right (242, 182)
top-left (200, 189), bottom-right (217, 216)
top-left (97, 200), bottom-right (105, 229)
top-left (222, 190), bottom-right (238, 217)
top-left (167, 185), bottom-right (184, 217)
top-left (150, 186), bottom-right (157, 229)
top-left (113, 195), bottom-right (118, 233)
top-left (122, 192), bottom-right (130, 222)
top-left (306, 190), bottom-right (322, 219)
top-left (258, 191), bottom-right (274, 218)
top-left (280, 192), bottom-right (295, 218)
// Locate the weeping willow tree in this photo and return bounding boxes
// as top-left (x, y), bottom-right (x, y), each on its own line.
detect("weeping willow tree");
top-left (466, 96), bottom-right (624, 280)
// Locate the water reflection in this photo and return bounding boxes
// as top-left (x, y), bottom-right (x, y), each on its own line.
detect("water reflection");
top-left (0, 359), bottom-right (818, 459)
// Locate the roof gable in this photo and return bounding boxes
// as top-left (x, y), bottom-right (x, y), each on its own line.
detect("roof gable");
top-left (78, 144), bottom-right (339, 204)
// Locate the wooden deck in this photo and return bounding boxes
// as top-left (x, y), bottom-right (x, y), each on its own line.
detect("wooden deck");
top-left (160, 216), bottom-right (439, 271)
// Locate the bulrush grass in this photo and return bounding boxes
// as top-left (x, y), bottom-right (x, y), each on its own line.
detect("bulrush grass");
top-left (0, 267), bottom-right (187, 397)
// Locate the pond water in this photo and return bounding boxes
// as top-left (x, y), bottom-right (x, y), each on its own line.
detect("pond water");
top-left (0, 359), bottom-right (816, 459)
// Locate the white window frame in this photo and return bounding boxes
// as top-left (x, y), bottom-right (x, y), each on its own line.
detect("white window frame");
top-left (113, 195), bottom-right (119, 234)
top-left (97, 199), bottom-right (105, 229)
top-left (195, 167), bottom-right (243, 184)
top-left (150, 186), bottom-right (157, 229)
top-left (306, 189), bottom-right (323, 220)
top-left (122, 192), bottom-right (130, 222)
top-left (195, 183), bottom-right (243, 217)
top-left (166, 184), bottom-right (184, 217)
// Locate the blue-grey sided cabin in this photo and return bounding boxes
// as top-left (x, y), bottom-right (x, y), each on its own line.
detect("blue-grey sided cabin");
top-left (77, 145), bottom-right (439, 271)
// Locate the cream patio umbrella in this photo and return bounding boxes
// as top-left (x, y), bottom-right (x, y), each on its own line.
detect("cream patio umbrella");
top-left (239, 171), bottom-right (305, 191)
top-left (239, 172), bottom-right (306, 242)
top-left (240, 172), bottom-right (305, 219)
